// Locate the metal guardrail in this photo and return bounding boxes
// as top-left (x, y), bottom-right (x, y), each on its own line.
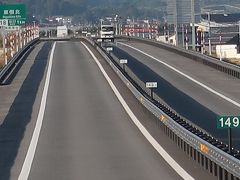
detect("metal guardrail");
top-left (118, 36), bottom-right (240, 79)
top-left (83, 37), bottom-right (240, 179)
top-left (0, 38), bottom-right (39, 84)
top-left (40, 36), bottom-right (73, 41)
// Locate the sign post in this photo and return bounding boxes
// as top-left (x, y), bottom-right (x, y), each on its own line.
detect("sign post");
top-left (217, 116), bottom-right (240, 153)
top-left (146, 82), bottom-right (157, 99)
top-left (119, 59), bottom-right (128, 72)
top-left (0, 4), bottom-right (26, 64)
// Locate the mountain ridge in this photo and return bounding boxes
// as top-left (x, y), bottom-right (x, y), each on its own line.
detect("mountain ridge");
top-left (0, 0), bottom-right (166, 21)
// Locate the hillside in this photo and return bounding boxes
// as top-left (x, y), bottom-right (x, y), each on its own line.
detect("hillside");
top-left (0, 0), bottom-right (166, 21)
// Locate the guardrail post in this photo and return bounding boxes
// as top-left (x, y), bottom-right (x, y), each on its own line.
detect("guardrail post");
top-left (196, 151), bottom-right (200, 163)
top-left (223, 169), bottom-right (228, 180)
top-left (204, 156), bottom-right (208, 170)
top-left (209, 159), bottom-right (213, 174)
top-left (218, 166), bottom-right (223, 180)
top-left (201, 153), bottom-right (204, 167)
top-left (214, 163), bottom-right (218, 177)
top-left (3, 34), bottom-right (7, 65)
top-left (193, 149), bottom-right (197, 160)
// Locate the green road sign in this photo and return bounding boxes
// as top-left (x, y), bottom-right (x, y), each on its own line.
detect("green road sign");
top-left (0, 4), bottom-right (26, 20)
top-left (217, 116), bottom-right (240, 128)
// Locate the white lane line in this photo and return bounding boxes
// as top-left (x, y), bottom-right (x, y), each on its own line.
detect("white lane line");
top-left (118, 42), bottom-right (240, 109)
top-left (18, 42), bottom-right (56, 180)
top-left (81, 42), bottom-right (195, 180)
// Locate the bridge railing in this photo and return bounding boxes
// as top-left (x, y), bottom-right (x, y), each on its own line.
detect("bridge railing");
top-left (0, 37), bottom-right (39, 84)
top-left (117, 36), bottom-right (240, 79)
top-left (83, 37), bottom-right (240, 180)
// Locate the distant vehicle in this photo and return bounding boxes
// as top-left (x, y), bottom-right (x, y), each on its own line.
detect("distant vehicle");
top-left (100, 20), bottom-right (114, 42)
top-left (57, 25), bottom-right (68, 38)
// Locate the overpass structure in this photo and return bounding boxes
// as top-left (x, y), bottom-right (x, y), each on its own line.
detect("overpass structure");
top-left (0, 34), bottom-right (239, 180)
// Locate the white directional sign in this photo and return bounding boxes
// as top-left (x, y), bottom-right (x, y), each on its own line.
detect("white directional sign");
top-left (0, 19), bottom-right (8, 26)
top-left (146, 82), bottom-right (157, 88)
top-left (106, 47), bottom-right (113, 51)
top-left (120, 59), bottom-right (128, 64)
top-left (5, 26), bottom-right (20, 30)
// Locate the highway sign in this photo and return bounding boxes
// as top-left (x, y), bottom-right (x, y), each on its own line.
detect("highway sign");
top-left (0, 19), bottom-right (8, 26)
top-left (106, 47), bottom-right (113, 52)
top-left (8, 19), bottom-right (25, 26)
top-left (146, 82), bottom-right (157, 88)
top-left (217, 116), bottom-right (240, 128)
top-left (0, 4), bottom-right (26, 20)
top-left (5, 26), bottom-right (20, 30)
top-left (120, 59), bottom-right (128, 64)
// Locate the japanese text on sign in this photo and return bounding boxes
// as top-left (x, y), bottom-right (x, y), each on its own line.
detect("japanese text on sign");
top-left (0, 4), bottom-right (26, 19)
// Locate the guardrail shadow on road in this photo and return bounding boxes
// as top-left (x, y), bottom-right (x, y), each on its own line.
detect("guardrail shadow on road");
top-left (0, 42), bottom-right (53, 180)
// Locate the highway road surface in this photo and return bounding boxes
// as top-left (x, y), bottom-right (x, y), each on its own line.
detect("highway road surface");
top-left (114, 40), bottom-right (240, 149)
top-left (0, 40), bottom-right (217, 180)
top-left (26, 41), bottom-right (182, 180)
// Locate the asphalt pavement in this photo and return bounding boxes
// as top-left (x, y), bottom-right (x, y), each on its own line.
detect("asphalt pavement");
top-left (27, 41), bottom-right (181, 180)
top-left (114, 40), bottom-right (240, 149)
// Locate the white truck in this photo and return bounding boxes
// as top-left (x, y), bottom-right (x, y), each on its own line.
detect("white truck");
top-left (100, 21), bottom-right (114, 42)
top-left (57, 25), bottom-right (68, 38)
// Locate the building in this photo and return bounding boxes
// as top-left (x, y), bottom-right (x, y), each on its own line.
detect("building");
top-left (166, 0), bottom-right (201, 25)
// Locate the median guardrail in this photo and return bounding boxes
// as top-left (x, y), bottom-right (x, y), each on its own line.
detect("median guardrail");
top-left (83, 37), bottom-right (240, 180)
top-left (0, 38), bottom-right (39, 84)
top-left (118, 36), bottom-right (240, 79)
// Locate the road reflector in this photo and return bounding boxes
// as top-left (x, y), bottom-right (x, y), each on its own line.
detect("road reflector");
top-left (200, 143), bottom-right (209, 154)
top-left (160, 114), bottom-right (166, 122)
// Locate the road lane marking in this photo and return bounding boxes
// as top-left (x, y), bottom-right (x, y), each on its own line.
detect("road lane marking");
top-left (81, 42), bottom-right (194, 180)
top-left (18, 42), bottom-right (56, 180)
top-left (118, 42), bottom-right (240, 109)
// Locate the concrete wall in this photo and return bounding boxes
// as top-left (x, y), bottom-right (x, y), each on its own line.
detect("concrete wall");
top-left (216, 44), bottom-right (240, 59)
top-left (156, 35), bottom-right (177, 46)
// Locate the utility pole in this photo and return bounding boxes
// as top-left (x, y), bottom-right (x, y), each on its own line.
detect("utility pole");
top-left (33, 21), bottom-right (36, 39)
top-left (174, 0), bottom-right (178, 46)
top-left (2, 29), bottom-right (6, 65)
top-left (208, 12), bottom-right (212, 55)
top-left (182, 24), bottom-right (185, 47)
top-left (191, 0), bottom-right (195, 50)
top-left (186, 26), bottom-right (189, 50)
top-left (219, 31), bottom-right (222, 61)
top-left (238, 20), bottom-right (240, 53)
